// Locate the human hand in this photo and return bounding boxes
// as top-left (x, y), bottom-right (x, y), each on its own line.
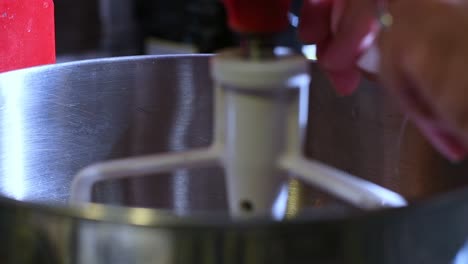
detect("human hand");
top-left (377, 0), bottom-right (468, 161)
top-left (298, 0), bottom-right (379, 95)
top-left (299, 0), bottom-right (468, 161)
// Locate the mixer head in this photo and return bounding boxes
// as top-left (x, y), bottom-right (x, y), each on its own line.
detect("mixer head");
top-left (223, 0), bottom-right (292, 59)
top-left (223, 0), bottom-right (292, 34)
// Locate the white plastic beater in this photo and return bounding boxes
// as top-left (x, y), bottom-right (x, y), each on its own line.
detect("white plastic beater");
top-left (69, 49), bottom-right (407, 218)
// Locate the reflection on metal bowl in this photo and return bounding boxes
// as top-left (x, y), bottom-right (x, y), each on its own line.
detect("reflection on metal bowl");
top-left (0, 55), bottom-right (467, 263)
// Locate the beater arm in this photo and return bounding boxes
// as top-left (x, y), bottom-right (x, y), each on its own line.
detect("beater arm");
top-left (281, 159), bottom-right (408, 209)
top-left (70, 148), bottom-right (221, 203)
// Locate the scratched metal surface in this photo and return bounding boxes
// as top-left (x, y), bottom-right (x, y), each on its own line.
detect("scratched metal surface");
top-left (0, 55), bottom-right (226, 211)
top-left (2, 54), bottom-right (468, 210)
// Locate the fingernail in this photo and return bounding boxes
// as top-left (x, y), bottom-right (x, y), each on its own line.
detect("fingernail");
top-left (327, 70), bottom-right (360, 96)
top-left (357, 44), bottom-right (380, 74)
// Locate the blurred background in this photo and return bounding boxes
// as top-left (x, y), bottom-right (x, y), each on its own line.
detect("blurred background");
top-left (55, 0), bottom-right (307, 62)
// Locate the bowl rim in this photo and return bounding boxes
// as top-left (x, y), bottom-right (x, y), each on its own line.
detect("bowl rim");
top-left (0, 54), bottom-right (467, 229)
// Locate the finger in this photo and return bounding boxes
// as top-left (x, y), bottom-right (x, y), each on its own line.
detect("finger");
top-left (416, 121), bottom-right (467, 162)
top-left (331, 0), bottom-right (346, 34)
top-left (391, 1), bottom-right (468, 156)
top-left (431, 54), bottom-right (468, 150)
top-left (380, 42), bottom-right (439, 124)
top-left (377, 7), bottom-right (436, 121)
top-left (326, 68), bottom-right (361, 96)
top-left (378, 13), bottom-right (468, 161)
top-left (399, 46), bottom-right (468, 155)
top-left (298, 0), bottom-right (333, 45)
top-left (381, 57), bottom-right (468, 161)
top-left (320, 0), bottom-right (378, 72)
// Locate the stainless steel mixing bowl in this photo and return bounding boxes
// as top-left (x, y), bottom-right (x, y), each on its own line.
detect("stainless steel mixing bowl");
top-left (1, 55), bottom-right (468, 263)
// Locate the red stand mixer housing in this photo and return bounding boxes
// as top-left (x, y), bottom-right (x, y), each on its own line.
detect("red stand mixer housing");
top-left (223, 0), bottom-right (292, 34)
top-left (0, 0), bottom-right (55, 73)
